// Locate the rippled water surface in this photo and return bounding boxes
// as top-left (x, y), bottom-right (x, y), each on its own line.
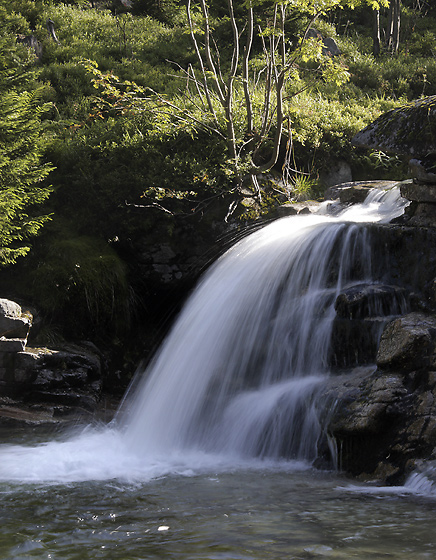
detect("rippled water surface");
top-left (1, 434), bottom-right (436, 560)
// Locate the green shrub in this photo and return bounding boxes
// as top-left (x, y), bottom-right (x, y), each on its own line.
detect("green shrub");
top-left (29, 234), bottom-right (132, 339)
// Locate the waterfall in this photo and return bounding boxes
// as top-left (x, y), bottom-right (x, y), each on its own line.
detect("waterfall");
top-left (0, 186), bottom-right (408, 482)
top-left (119, 187), bottom-right (408, 463)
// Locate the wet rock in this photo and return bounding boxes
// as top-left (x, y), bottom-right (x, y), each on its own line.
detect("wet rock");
top-left (277, 201), bottom-right (322, 217)
top-left (335, 283), bottom-right (407, 320)
top-left (324, 180), bottom-right (399, 203)
top-left (329, 283), bottom-right (407, 368)
top-left (325, 312), bottom-right (436, 483)
top-left (330, 317), bottom-right (385, 368)
top-left (325, 369), bottom-right (417, 482)
top-left (376, 312), bottom-right (436, 372)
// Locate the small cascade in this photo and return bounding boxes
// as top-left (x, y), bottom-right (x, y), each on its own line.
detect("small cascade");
top-left (404, 465), bottom-right (436, 496)
top-left (120, 187), bottom-right (409, 464)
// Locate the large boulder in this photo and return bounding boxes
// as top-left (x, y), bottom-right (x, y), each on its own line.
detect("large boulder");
top-left (351, 96), bottom-right (436, 157)
top-left (352, 97), bottom-right (436, 225)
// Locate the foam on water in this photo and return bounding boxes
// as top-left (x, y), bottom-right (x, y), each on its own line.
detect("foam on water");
top-left (0, 427), bottom-right (313, 483)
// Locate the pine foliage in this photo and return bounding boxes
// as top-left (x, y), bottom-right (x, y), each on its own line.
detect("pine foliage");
top-left (0, 29), bottom-right (53, 266)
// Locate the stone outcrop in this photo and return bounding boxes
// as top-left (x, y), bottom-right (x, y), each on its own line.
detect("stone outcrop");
top-left (323, 311), bottom-right (436, 484)
top-left (377, 313), bottom-right (436, 371)
top-left (0, 298), bottom-right (105, 427)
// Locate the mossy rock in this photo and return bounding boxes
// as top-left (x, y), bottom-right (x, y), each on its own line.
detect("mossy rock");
top-left (352, 96), bottom-right (436, 157)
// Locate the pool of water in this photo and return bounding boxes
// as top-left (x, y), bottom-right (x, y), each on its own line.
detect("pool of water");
top-left (2, 431), bottom-right (436, 560)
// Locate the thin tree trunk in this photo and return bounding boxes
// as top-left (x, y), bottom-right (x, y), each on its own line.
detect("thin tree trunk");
top-left (392, 0), bottom-right (401, 54)
top-left (243, 3), bottom-right (254, 136)
top-left (386, 0), bottom-right (401, 54)
top-left (373, 9), bottom-right (381, 56)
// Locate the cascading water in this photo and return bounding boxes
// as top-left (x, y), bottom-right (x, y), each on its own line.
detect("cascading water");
top-left (120, 187), bottom-right (407, 463)
top-left (0, 186), bottom-right (408, 482)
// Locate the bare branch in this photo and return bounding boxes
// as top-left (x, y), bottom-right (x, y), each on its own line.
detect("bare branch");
top-left (187, 0), bottom-right (219, 119)
top-left (125, 200), bottom-right (174, 215)
top-left (197, 0), bottom-right (226, 104)
top-left (243, 2), bottom-right (254, 136)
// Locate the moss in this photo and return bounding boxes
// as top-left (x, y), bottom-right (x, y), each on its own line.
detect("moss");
top-left (353, 96), bottom-right (436, 157)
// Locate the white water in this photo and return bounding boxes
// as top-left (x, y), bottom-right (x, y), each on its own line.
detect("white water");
top-left (0, 187), bottom-right (409, 483)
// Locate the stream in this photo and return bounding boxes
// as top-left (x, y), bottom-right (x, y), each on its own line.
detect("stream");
top-left (1, 431), bottom-right (436, 560)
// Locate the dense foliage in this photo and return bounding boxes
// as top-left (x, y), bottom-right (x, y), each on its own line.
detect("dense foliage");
top-left (0, 7), bottom-right (53, 266)
top-left (1, 0), bottom-right (435, 350)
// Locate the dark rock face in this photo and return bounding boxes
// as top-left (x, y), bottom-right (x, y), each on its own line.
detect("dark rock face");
top-left (377, 313), bottom-right (436, 372)
top-left (330, 283), bottom-right (407, 369)
top-left (0, 297), bottom-right (105, 427)
top-left (318, 219), bottom-right (436, 484)
top-left (325, 364), bottom-right (436, 484)
top-left (325, 310), bottom-right (436, 484)
top-left (335, 283), bottom-right (407, 320)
